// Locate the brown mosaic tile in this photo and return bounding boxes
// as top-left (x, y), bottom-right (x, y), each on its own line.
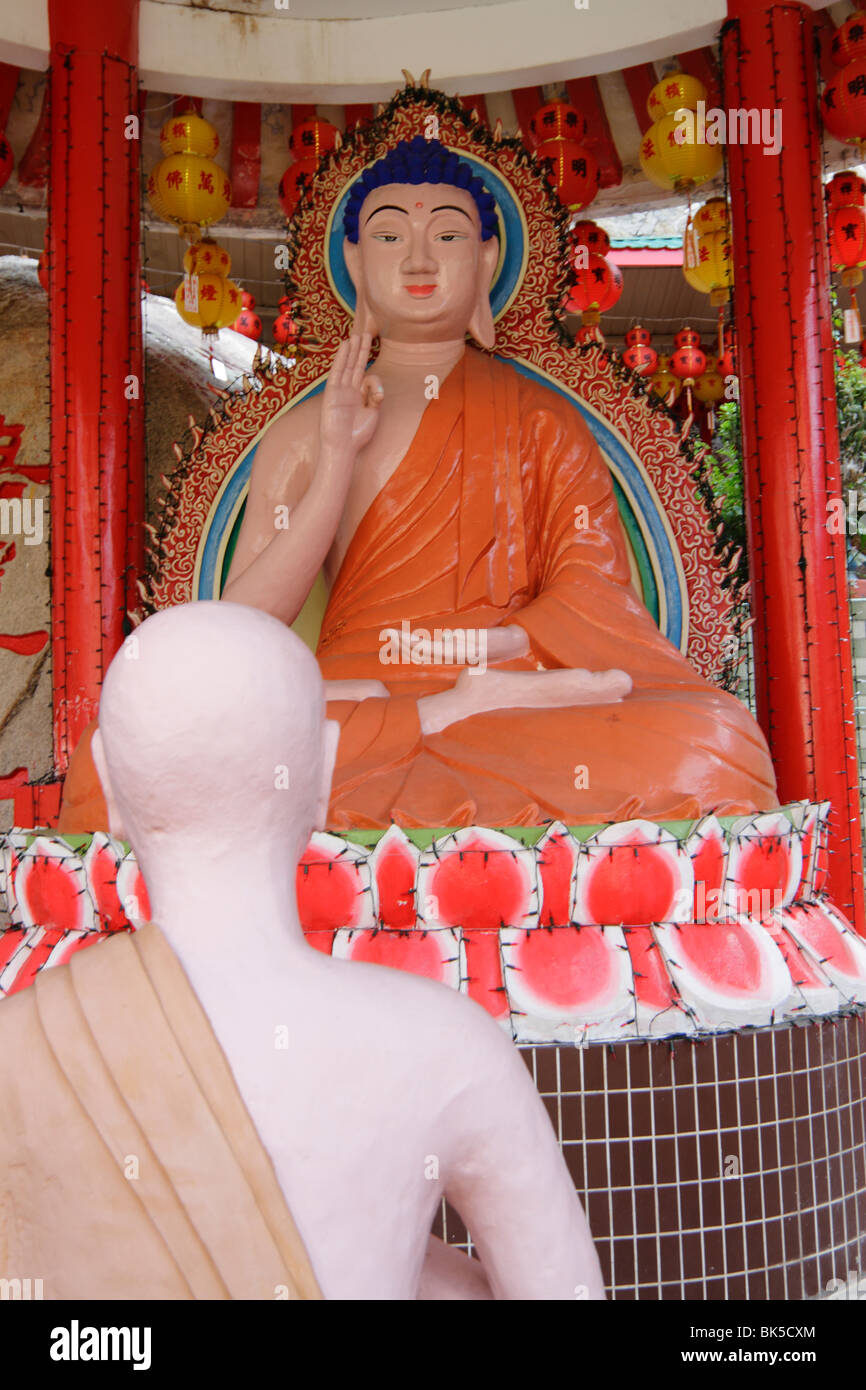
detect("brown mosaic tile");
top-left (487, 1013), bottom-right (866, 1299)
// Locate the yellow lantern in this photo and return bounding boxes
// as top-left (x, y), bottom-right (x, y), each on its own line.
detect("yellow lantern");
top-left (148, 111), bottom-right (231, 241)
top-left (694, 355), bottom-right (725, 404)
top-left (650, 354), bottom-right (681, 403)
top-left (640, 111), bottom-right (723, 192)
top-left (150, 154), bottom-right (231, 240)
top-left (174, 274), bottom-right (241, 337)
top-left (183, 238), bottom-right (231, 278)
top-left (683, 200), bottom-right (734, 305)
top-left (160, 110), bottom-right (219, 159)
top-left (694, 196), bottom-right (728, 234)
top-left (647, 72), bottom-right (707, 120)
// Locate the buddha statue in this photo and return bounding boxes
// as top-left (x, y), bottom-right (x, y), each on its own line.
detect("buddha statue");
top-left (220, 136), bottom-right (777, 830)
top-left (58, 135), bottom-right (776, 834)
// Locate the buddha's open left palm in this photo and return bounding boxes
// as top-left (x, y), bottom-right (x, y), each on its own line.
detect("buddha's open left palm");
top-left (320, 332), bottom-right (384, 461)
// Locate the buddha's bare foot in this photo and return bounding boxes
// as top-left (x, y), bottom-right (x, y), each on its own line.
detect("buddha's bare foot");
top-left (324, 678), bottom-right (389, 703)
top-left (417, 667), bottom-right (632, 736)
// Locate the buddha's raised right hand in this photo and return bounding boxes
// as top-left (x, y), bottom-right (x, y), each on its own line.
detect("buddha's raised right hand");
top-left (320, 332), bottom-right (384, 467)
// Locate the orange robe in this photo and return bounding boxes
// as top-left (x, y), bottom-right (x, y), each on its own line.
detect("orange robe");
top-left (58, 348), bottom-right (777, 835)
top-left (318, 348), bottom-right (778, 829)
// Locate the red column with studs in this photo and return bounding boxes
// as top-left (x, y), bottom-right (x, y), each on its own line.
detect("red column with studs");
top-left (47, 0), bottom-right (144, 772)
top-left (723, 0), bottom-right (865, 930)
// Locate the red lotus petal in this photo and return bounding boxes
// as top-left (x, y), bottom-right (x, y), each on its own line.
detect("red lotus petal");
top-left (585, 837), bottom-right (678, 925)
top-left (89, 843), bottom-right (126, 932)
top-left (297, 848), bottom-right (365, 931)
top-left (733, 836), bottom-right (791, 900)
top-left (538, 831), bottom-right (574, 927)
top-left (676, 922), bottom-right (764, 995)
top-left (304, 930), bottom-right (335, 956)
top-left (511, 927), bottom-right (616, 1010)
top-left (626, 926), bottom-right (676, 1008)
top-left (790, 904), bottom-right (859, 977)
top-left (6, 928), bottom-right (65, 994)
top-left (347, 929), bottom-right (448, 982)
top-left (690, 830), bottom-right (726, 919)
top-left (20, 856), bottom-right (83, 932)
top-left (464, 929), bottom-right (508, 1018)
top-left (429, 833), bottom-right (531, 929)
top-left (760, 916), bottom-right (825, 987)
top-left (375, 837), bottom-right (416, 930)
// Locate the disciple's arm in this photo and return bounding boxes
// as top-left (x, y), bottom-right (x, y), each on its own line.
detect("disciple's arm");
top-left (441, 1018), bottom-right (606, 1301)
top-left (223, 334), bottom-right (383, 626)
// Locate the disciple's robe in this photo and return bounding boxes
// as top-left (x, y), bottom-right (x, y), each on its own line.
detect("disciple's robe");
top-left (318, 348), bottom-right (778, 829)
top-left (0, 924), bottom-right (322, 1300)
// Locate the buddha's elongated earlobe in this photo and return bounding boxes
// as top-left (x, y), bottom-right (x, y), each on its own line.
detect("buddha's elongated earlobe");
top-left (468, 236), bottom-right (499, 350)
top-left (344, 240), bottom-right (380, 338)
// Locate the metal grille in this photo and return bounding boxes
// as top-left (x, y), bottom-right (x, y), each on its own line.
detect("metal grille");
top-left (437, 1013), bottom-right (866, 1299)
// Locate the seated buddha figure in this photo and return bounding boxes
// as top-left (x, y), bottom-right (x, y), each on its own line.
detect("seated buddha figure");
top-left (221, 137), bottom-right (777, 830)
top-left (57, 137), bottom-right (777, 834)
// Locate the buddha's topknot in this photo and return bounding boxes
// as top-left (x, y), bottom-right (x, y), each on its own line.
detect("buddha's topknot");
top-left (343, 135), bottom-right (498, 242)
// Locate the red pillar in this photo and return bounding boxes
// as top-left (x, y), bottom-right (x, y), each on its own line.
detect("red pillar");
top-left (723, 0), bottom-right (865, 930)
top-left (47, 0), bottom-right (144, 771)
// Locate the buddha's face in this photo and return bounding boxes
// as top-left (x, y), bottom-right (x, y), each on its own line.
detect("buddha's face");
top-left (344, 182), bottom-right (499, 342)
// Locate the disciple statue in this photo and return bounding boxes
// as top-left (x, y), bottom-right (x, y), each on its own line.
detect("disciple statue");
top-left (1, 602), bottom-right (606, 1300)
top-left (221, 137), bottom-right (777, 829)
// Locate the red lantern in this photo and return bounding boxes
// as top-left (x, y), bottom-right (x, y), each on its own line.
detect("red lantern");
top-left (673, 326), bottom-right (702, 351)
top-left (529, 101), bottom-right (587, 148)
top-left (274, 308), bottom-right (301, 348)
top-left (822, 60), bottom-right (866, 148)
top-left (623, 342), bottom-right (658, 376)
top-left (565, 253), bottom-right (623, 322)
top-left (278, 159), bottom-right (319, 218)
top-left (831, 13), bottom-right (866, 69)
top-left (826, 172), bottom-right (866, 209)
top-left (289, 116), bottom-right (339, 163)
top-left (0, 132), bottom-right (12, 192)
top-left (575, 324), bottom-right (603, 346)
top-left (230, 289), bottom-right (262, 340)
top-left (571, 220), bottom-right (611, 256)
top-left (829, 204), bottom-right (866, 280)
top-left (536, 139), bottom-right (600, 211)
top-left (671, 343), bottom-right (706, 384)
top-left (718, 340), bottom-right (737, 378)
top-left (623, 325), bottom-right (657, 375)
top-left (625, 325), bottom-right (651, 347)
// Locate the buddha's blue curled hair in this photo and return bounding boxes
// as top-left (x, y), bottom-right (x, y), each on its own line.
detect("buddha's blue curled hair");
top-left (342, 135), bottom-right (498, 242)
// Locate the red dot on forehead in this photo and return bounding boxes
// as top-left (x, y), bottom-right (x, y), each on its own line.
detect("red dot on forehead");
top-left (415, 201), bottom-right (423, 207)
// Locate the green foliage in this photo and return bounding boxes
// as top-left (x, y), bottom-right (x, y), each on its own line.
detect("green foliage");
top-left (707, 400), bottom-right (746, 559)
top-left (705, 340), bottom-right (866, 566)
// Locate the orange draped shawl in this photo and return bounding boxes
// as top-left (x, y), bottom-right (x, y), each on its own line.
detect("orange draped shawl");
top-left (319, 347), bottom-right (777, 829)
